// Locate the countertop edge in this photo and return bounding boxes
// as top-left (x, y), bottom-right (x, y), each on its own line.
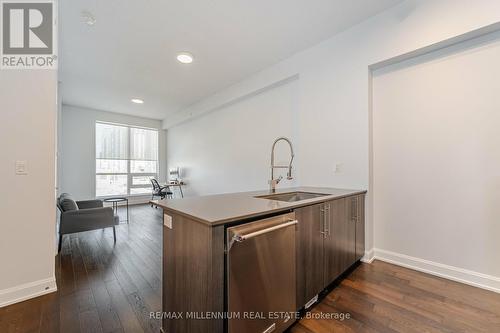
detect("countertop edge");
top-left (155, 189), bottom-right (367, 227)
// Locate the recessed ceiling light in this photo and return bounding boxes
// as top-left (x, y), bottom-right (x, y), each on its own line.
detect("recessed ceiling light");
top-left (131, 98), bottom-right (144, 104)
top-left (81, 11), bottom-right (96, 26)
top-left (176, 52), bottom-right (194, 64)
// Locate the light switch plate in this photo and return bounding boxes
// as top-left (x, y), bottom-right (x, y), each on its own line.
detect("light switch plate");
top-left (15, 160), bottom-right (27, 175)
top-left (164, 214), bottom-right (172, 229)
top-left (334, 163), bottom-right (343, 174)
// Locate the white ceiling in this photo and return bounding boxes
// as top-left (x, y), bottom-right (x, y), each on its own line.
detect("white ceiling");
top-left (60, 0), bottom-right (402, 120)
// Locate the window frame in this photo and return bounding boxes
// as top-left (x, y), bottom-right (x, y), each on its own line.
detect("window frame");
top-left (95, 121), bottom-right (159, 198)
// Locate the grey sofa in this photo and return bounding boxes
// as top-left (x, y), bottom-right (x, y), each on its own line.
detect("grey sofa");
top-left (57, 193), bottom-right (119, 252)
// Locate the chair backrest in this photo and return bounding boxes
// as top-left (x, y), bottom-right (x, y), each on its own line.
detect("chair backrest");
top-left (151, 178), bottom-right (161, 191)
top-left (56, 198), bottom-right (63, 212)
top-left (57, 193), bottom-right (79, 212)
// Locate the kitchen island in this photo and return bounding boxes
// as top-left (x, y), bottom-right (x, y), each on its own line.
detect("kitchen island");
top-left (155, 187), bottom-right (366, 333)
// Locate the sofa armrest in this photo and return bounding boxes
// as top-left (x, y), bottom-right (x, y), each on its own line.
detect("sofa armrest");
top-left (76, 199), bottom-right (103, 209)
top-left (60, 207), bottom-right (117, 234)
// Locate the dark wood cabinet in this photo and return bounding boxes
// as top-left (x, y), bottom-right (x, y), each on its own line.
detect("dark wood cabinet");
top-left (323, 199), bottom-right (356, 284)
top-left (162, 191), bottom-right (366, 332)
top-left (295, 203), bottom-right (325, 307)
top-left (163, 213), bottom-right (225, 333)
top-left (352, 195), bottom-right (365, 261)
top-left (295, 194), bottom-right (365, 309)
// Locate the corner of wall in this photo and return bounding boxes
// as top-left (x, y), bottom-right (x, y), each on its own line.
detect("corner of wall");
top-left (361, 248), bottom-right (375, 264)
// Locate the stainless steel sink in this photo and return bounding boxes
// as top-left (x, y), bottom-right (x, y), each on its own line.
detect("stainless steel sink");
top-left (256, 191), bottom-right (329, 202)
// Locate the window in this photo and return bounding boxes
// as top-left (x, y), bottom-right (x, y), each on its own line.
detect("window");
top-left (95, 122), bottom-right (158, 197)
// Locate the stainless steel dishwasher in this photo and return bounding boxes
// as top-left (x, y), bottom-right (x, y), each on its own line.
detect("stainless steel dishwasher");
top-left (227, 212), bottom-right (297, 333)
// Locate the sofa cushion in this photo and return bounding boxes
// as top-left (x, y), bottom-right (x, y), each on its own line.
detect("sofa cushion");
top-left (59, 193), bottom-right (79, 212)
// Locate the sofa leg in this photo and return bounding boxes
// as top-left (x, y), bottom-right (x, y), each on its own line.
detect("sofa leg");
top-left (58, 234), bottom-right (63, 253)
top-left (113, 226), bottom-right (116, 243)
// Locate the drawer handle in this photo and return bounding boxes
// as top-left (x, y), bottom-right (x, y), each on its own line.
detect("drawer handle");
top-left (228, 219), bottom-right (298, 251)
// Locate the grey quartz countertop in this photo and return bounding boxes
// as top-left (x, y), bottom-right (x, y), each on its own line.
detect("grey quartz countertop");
top-left (153, 186), bottom-right (367, 226)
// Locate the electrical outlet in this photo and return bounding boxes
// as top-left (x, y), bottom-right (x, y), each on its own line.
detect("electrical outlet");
top-left (15, 160), bottom-right (28, 175)
top-left (164, 214), bottom-right (173, 229)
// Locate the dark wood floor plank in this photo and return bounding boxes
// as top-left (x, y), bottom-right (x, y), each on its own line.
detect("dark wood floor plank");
top-left (97, 230), bottom-right (161, 311)
top-left (126, 236), bottom-right (162, 278)
top-left (114, 239), bottom-right (161, 292)
top-left (289, 260), bottom-right (500, 333)
top-left (58, 237), bottom-right (76, 296)
top-left (126, 292), bottom-right (161, 333)
top-left (101, 237), bottom-right (161, 323)
top-left (341, 279), bottom-right (445, 324)
top-left (79, 308), bottom-right (103, 333)
top-left (104, 280), bottom-right (144, 333)
top-left (60, 292), bottom-right (82, 333)
top-left (18, 296), bottom-right (43, 333)
top-left (0, 309), bottom-right (23, 333)
top-left (39, 292), bottom-right (60, 333)
top-left (70, 237), bottom-right (93, 293)
top-left (77, 235), bottom-right (122, 333)
top-left (90, 221), bottom-right (161, 331)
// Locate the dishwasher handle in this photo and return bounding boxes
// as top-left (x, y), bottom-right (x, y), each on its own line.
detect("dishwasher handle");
top-left (228, 219), bottom-right (298, 251)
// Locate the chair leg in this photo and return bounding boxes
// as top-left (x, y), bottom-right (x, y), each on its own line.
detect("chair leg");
top-left (58, 234), bottom-right (63, 253)
top-left (113, 226), bottom-right (116, 243)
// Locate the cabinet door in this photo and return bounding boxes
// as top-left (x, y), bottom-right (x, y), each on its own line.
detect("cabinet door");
top-left (323, 198), bottom-right (356, 285)
top-left (351, 195), bottom-right (365, 261)
top-left (295, 203), bottom-right (325, 307)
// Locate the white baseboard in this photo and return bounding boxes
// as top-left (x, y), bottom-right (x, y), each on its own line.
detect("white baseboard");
top-left (369, 248), bottom-right (500, 294)
top-left (0, 277), bottom-right (57, 308)
top-left (361, 248), bottom-right (375, 263)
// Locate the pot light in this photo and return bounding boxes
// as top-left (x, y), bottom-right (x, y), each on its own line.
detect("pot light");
top-left (176, 52), bottom-right (194, 64)
top-left (131, 98), bottom-right (144, 104)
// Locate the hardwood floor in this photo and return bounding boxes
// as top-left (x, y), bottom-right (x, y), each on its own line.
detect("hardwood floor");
top-left (289, 261), bottom-right (500, 333)
top-left (0, 204), bottom-right (163, 333)
top-left (1, 204), bottom-right (500, 333)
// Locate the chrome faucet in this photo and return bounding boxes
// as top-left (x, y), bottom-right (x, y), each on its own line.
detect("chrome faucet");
top-left (269, 137), bottom-right (294, 192)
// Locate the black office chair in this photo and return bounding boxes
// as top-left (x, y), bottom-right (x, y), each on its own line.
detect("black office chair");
top-left (151, 178), bottom-right (173, 208)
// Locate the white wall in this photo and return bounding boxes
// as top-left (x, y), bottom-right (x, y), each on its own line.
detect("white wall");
top-left (373, 31), bottom-right (500, 287)
top-left (56, 82), bottom-right (63, 194)
top-left (60, 105), bottom-right (167, 201)
top-left (164, 0), bottom-right (500, 290)
top-left (0, 70), bottom-right (58, 307)
top-left (167, 78), bottom-right (299, 197)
